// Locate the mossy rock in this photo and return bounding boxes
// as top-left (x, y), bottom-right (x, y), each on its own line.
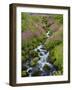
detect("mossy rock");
top-left (22, 70), bottom-right (29, 77)
top-left (43, 64), bottom-right (51, 72)
top-left (32, 70), bottom-right (42, 76)
top-left (53, 70), bottom-right (63, 76)
top-left (31, 57), bottom-right (39, 67)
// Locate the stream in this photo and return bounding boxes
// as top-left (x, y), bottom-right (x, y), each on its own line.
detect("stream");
top-left (22, 31), bottom-right (57, 77)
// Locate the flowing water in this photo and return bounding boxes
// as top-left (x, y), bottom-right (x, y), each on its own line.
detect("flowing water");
top-left (22, 31), bottom-right (56, 77)
top-left (27, 44), bottom-right (56, 76)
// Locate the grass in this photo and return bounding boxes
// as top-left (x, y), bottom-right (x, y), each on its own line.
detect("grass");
top-left (53, 43), bottom-right (63, 70)
top-left (44, 29), bottom-right (63, 50)
top-left (21, 13), bottom-right (42, 32)
top-left (50, 43), bottom-right (63, 75)
top-left (53, 14), bottom-right (63, 24)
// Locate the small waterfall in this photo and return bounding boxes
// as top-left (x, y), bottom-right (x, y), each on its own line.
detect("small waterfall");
top-left (26, 44), bottom-right (56, 77)
top-left (46, 31), bottom-right (50, 38)
top-left (36, 45), bottom-right (54, 70)
top-left (25, 32), bottom-right (56, 77)
top-left (27, 67), bottom-right (33, 77)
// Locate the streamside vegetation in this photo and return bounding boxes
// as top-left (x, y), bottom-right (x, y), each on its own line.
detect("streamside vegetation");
top-left (21, 12), bottom-right (63, 77)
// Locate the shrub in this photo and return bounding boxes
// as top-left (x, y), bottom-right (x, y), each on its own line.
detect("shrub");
top-left (49, 43), bottom-right (63, 73)
top-left (21, 13), bottom-right (30, 32)
top-left (54, 15), bottom-right (63, 24)
top-left (45, 40), bottom-right (62, 50)
top-left (22, 54), bottom-right (29, 62)
top-left (29, 50), bottom-right (38, 58)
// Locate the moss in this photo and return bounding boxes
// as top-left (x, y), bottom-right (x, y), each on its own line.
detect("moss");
top-left (45, 40), bottom-right (62, 50)
top-left (29, 50), bottom-right (38, 58)
top-left (22, 50), bottom-right (29, 62)
top-left (50, 43), bottom-right (63, 73)
top-left (21, 13), bottom-right (30, 32)
top-left (22, 70), bottom-right (29, 77)
top-left (54, 44), bottom-right (63, 70)
top-left (53, 71), bottom-right (63, 76)
top-left (32, 70), bottom-right (42, 76)
top-left (31, 57), bottom-right (39, 67)
top-left (43, 64), bottom-right (51, 72)
top-left (21, 13), bottom-right (42, 32)
top-left (53, 14), bottom-right (63, 24)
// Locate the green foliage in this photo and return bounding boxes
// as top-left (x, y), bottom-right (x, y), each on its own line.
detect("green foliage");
top-left (21, 13), bottom-right (30, 32)
top-left (21, 32), bottom-right (46, 62)
top-left (50, 43), bottom-right (63, 74)
top-left (22, 70), bottom-right (29, 77)
top-left (45, 40), bottom-right (62, 50)
top-left (21, 13), bottom-right (42, 32)
top-left (44, 29), bottom-right (63, 50)
top-left (22, 55), bottom-right (27, 62)
top-left (30, 15), bottom-right (42, 23)
top-left (29, 50), bottom-right (38, 58)
top-left (41, 16), bottom-right (50, 32)
top-left (31, 57), bottom-right (39, 67)
top-left (53, 71), bottom-right (62, 75)
top-left (22, 49), bottom-right (29, 62)
top-left (53, 44), bottom-right (63, 70)
top-left (54, 14), bottom-right (63, 24)
top-left (21, 13), bottom-right (63, 76)
top-left (43, 64), bottom-right (51, 72)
